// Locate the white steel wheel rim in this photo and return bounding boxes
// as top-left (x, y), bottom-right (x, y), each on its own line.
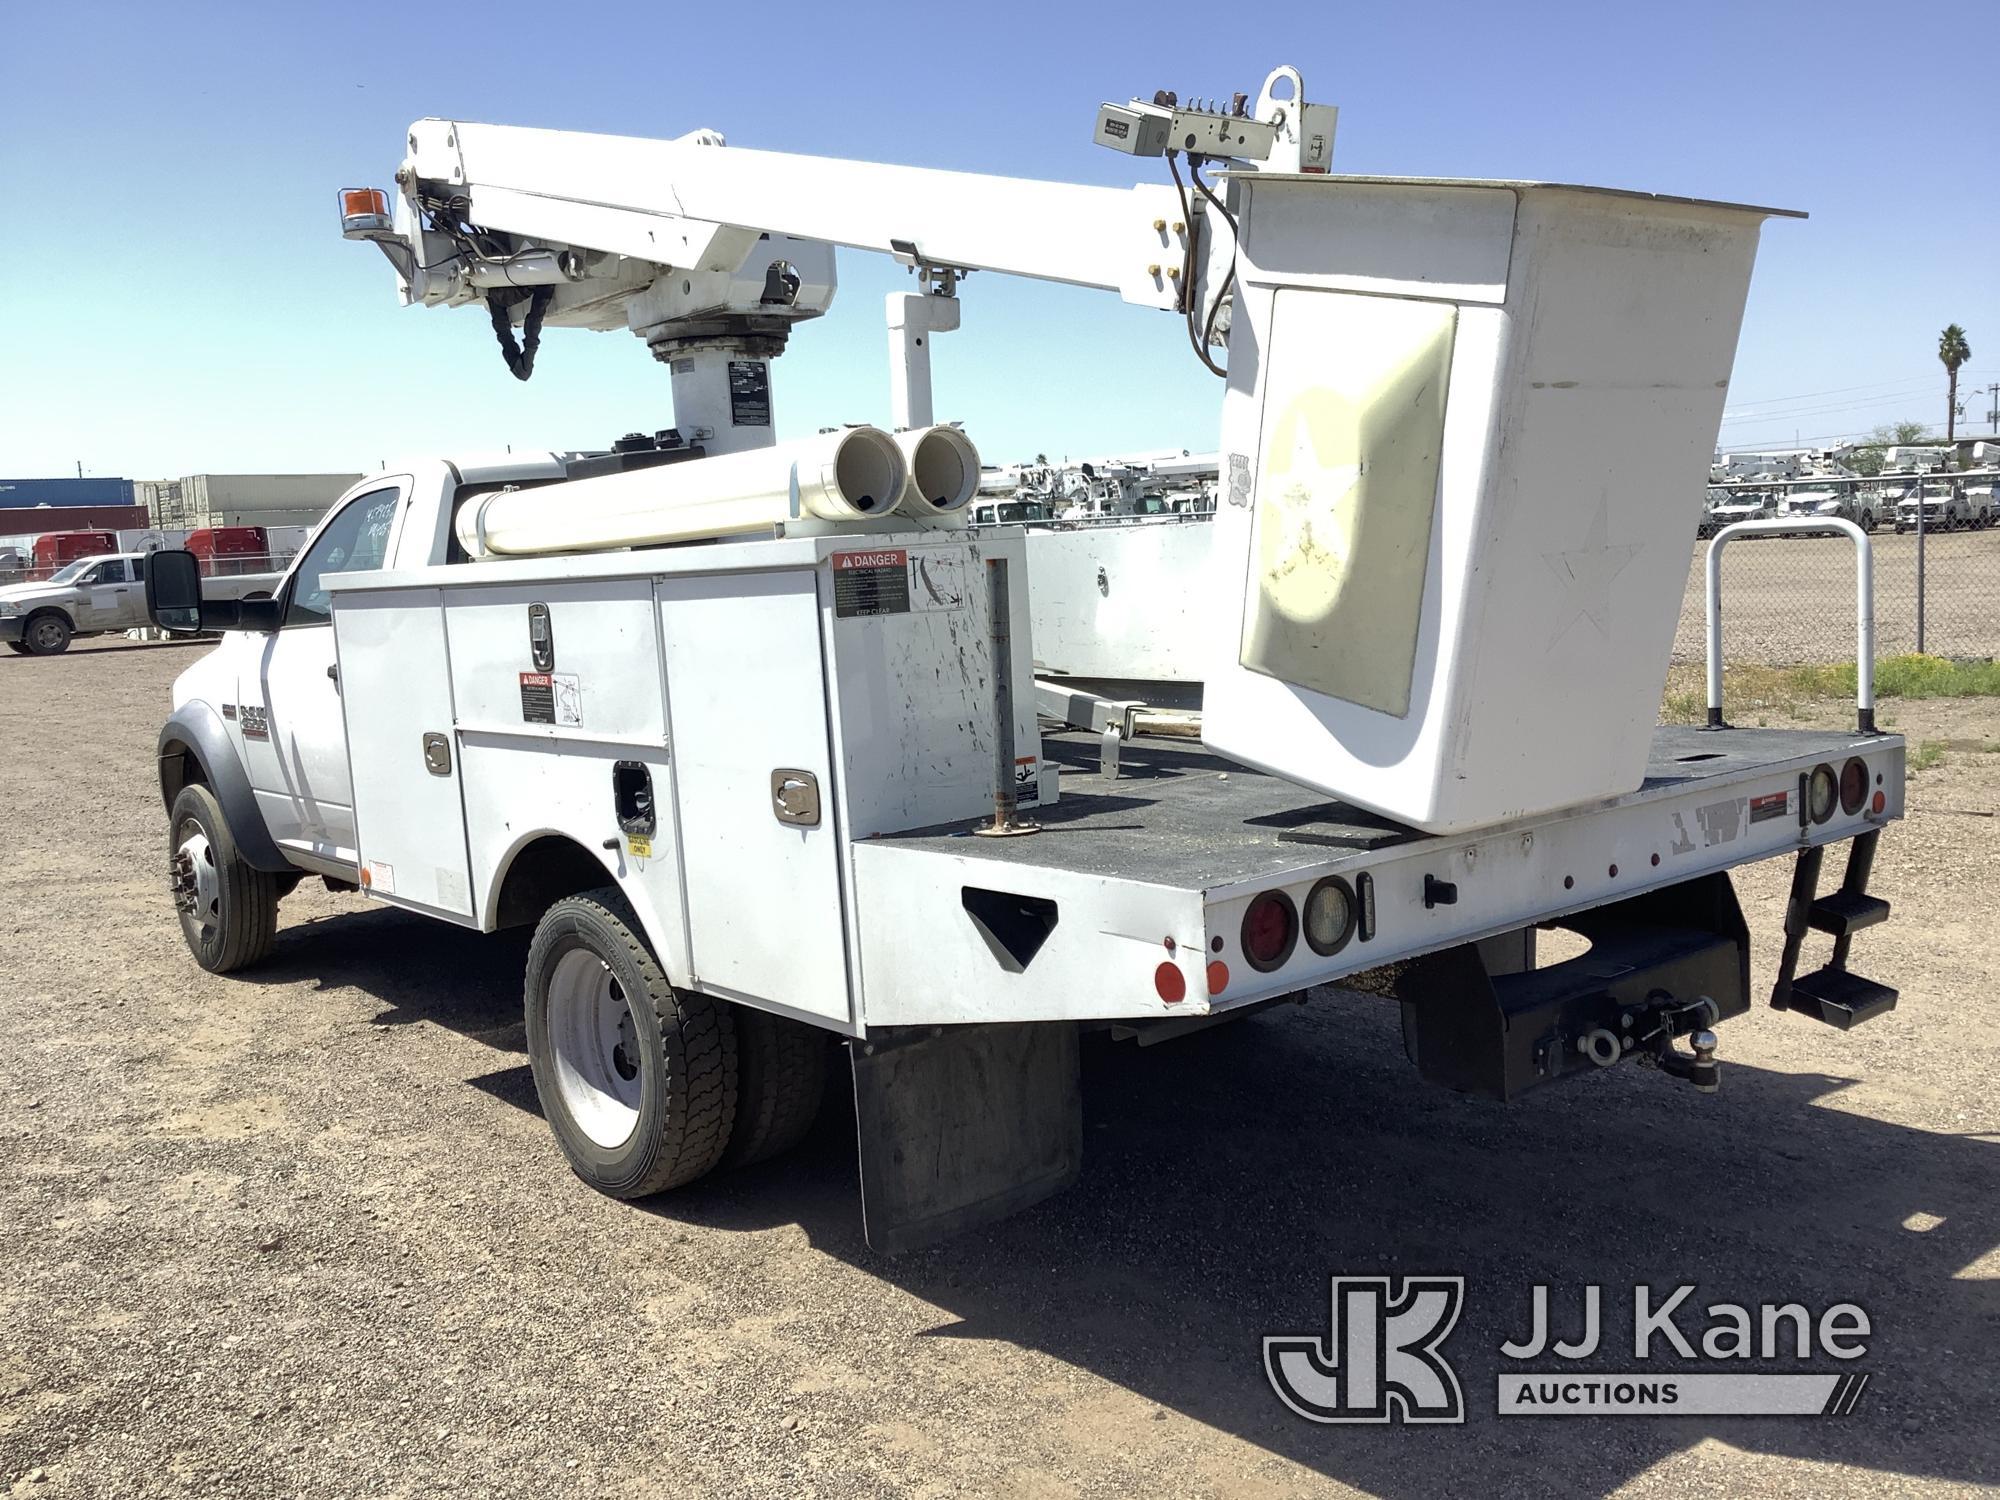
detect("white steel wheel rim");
top-left (174, 825), bottom-right (221, 942)
top-left (547, 948), bottom-right (644, 1149)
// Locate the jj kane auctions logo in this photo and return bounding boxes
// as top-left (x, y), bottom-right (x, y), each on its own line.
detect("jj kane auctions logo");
top-left (1265, 1278), bottom-right (1873, 1422)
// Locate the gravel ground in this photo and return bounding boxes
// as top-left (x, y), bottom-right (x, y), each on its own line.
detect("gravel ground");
top-left (1671, 528), bottom-right (2000, 665)
top-left (2, 639), bottom-right (1997, 1499)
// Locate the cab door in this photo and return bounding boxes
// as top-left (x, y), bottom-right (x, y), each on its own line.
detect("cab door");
top-left (77, 559), bottom-right (136, 629)
top-left (244, 482), bottom-right (407, 863)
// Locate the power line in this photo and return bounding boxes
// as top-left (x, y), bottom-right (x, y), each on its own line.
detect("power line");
top-left (1722, 372), bottom-right (1942, 412)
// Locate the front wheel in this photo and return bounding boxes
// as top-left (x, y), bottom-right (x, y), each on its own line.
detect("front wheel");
top-left (4, 641), bottom-right (28, 655)
top-left (525, 888), bottom-right (739, 1197)
top-left (22, 612), bottom-right (71, 655)
top-left (1859, 511), bottom-right (1873, 532)
top-left (168, 783), bottom-right (281, 972)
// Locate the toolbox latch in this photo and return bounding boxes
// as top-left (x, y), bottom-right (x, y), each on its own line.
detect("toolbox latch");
top-left (771, 769), bottom-right (821, 827)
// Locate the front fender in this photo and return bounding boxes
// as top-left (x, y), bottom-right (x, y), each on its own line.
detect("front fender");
top-left (157, 701), bottom-right (290, 873)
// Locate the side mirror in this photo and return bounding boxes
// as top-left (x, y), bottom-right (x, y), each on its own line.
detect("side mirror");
top-left (145, 550), bottom-right (283, 635)
top-left (144, 550), bottom-right (204, 634)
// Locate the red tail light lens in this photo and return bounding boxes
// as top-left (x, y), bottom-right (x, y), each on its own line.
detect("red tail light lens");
top-left (1839, 757), bottom-right (1867, 816)
top-left (1240, 891), bottom-right (1298, 973)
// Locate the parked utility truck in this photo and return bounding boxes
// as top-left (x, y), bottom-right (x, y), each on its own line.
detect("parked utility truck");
top-left (146, 68), bottom-right (1906, 1251)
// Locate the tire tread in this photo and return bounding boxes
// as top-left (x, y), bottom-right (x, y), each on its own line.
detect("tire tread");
top-left (529, 887), bottom-right (738, 1195)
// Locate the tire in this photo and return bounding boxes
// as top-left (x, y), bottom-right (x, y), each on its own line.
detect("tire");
top-left (5, 642), bottom-right (27, 655)
top-left (167, 783), bottom-right (281, 973)
top-left (22, 612), bottom-right (72, 655)
top-left (524, 887), bottom-right (738, 1197)
top-left (1860, 511), bottom-right (1873, 533)
top-left (721, 1007), bottom-right (830, 1169)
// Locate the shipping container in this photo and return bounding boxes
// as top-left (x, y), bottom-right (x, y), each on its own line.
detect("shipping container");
top-left (0, 477), bottom-right (134, 510)
top-left (144, 473), bottom-right (359, 530)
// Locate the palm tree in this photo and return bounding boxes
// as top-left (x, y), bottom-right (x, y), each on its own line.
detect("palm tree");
top-left (1939, 324), bottom-right (1972, 442)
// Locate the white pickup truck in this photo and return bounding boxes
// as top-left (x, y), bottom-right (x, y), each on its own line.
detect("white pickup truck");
top-left (0, 553), bottom-right (281, 656)
top-left (145, 452), bottom-right (1910, 1250)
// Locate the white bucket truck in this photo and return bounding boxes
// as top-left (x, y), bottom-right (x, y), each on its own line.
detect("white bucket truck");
top-left (145, 69), bottom-right (1906, 1250)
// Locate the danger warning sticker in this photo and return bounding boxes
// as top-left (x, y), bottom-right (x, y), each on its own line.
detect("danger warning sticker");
top-left (520, 671), bottom-right (582, 727)
top-left (832, 549), bottom-right (910, 618)
top-left (1749, 791), bottom-right (1790, 824)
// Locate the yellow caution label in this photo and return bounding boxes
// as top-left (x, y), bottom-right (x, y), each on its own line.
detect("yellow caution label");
top-left (626, 834), bottom-right (652, 859)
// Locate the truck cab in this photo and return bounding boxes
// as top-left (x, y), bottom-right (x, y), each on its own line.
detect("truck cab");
top-left (160, 454), bottom-right (566, 874)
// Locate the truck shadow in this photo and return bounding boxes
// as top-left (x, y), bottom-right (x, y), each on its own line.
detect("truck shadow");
top-left (252, 903), bottom-right (2000, 1497)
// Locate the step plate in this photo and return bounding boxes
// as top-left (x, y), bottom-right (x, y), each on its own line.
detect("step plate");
top-left (1786, 967), bottom-right (1899, 1030)
top-left (1806, 890), bottom-right (1892, 938)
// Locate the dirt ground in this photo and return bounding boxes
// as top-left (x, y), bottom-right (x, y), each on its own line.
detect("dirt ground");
top-left (2, 639), bottom-right (1997, 1499)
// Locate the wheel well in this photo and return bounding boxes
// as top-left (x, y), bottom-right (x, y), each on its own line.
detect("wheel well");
top-left (493, 834), bottom-right (612, 930)
top-left (159, 737), bottom-right (207, 809)
top-left (25, 606), bottom-right (73, 628)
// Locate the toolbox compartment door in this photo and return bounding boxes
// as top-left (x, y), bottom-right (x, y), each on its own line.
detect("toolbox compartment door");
top-left (659, 570), bottom-right (851, 1025)
top-left (335, 587), bottom-right (476, 922)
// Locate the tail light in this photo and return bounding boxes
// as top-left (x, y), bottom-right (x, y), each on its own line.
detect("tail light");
top-left (1839, 757), bottom-right (1868, 816)
top-left (1241, 891), bottom-right (1298, 972)
top-left (1806, 763), bottom-right (1838, 825)
top-left (1303, 876), bottom-right (1357, 956)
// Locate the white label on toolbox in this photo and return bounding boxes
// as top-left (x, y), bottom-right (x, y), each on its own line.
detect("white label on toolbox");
top-left (908, 550), bottom-right (967, 612)
top-left (365, 860), bottom-right (395, 896)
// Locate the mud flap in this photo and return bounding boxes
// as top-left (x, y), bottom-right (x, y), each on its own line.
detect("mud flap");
top-left (851, 1022), bottom-right (1081, 1254)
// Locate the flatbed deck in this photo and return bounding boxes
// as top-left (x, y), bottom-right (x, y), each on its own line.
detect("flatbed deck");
top-left (849, 724), bottom-right (1904, 1027)
top-left (881, 724), bottom-right (1897, 888)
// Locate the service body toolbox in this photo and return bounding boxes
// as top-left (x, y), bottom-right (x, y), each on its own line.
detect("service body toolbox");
top-left (332, 530), bottom-right (1038, 1034)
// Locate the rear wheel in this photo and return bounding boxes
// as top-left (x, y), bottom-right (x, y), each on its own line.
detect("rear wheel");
top-left (722, 1007), bottom-right (830, 1168)
top-left (525, 888), bottom-right (738, 1196)
top-left (168, 783), bottom-right (281, 972)
top-left (22, 612), bottom-right (71, 655)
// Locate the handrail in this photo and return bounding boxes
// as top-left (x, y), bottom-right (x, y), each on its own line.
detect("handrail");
top-left (1704, 517), bottom-right (1875, 734)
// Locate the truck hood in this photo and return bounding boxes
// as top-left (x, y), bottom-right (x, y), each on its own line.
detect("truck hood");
top-left (0, 581), bottom-right (70, 607)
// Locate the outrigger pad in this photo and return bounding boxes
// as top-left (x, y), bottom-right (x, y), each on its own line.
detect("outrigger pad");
top-left (852, 1022), bottom-right (1081, 1254)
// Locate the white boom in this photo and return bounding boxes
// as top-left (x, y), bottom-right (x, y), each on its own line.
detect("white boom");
top-left (344, 68), bottom-right (1330, 441)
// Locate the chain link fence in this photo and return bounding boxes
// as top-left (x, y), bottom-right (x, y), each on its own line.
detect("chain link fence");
top-left (1673, 500), bottom-right (2000, 668)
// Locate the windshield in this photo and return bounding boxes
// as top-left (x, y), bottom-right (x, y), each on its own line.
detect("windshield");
top-left (47, 558), bottom-right (102, 585)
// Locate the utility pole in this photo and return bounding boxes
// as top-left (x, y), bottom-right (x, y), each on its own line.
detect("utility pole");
top-left (1982, 381), bottom-right (1999, 434)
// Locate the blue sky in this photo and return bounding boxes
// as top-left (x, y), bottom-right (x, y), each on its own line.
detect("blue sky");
top-left (2, 0), bottom-right (1993, 480)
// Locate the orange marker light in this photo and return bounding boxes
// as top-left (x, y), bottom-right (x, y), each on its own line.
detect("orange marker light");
top-left (1871, 790), bottom-right (1885, 815)
top-left (1154, 963), bottom-right (1186, 1005)
top-left (338, 187), bottom-right (394, 239)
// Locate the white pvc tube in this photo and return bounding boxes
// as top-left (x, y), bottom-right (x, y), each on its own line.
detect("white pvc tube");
top-left (457, 427), bottom-right (907, 557)
top-left (893, 425), bottom-right (981, 517)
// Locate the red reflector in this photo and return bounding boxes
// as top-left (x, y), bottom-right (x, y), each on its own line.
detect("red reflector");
top-left (1207, 960), bottom-right (1229, 995)
top-left (1240, 891), bottom-right (1298, 972)
top-left (1154, 962), bottom-right (1186, 1004)
top-left (1871, 790), bottom-right (1885, 815)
